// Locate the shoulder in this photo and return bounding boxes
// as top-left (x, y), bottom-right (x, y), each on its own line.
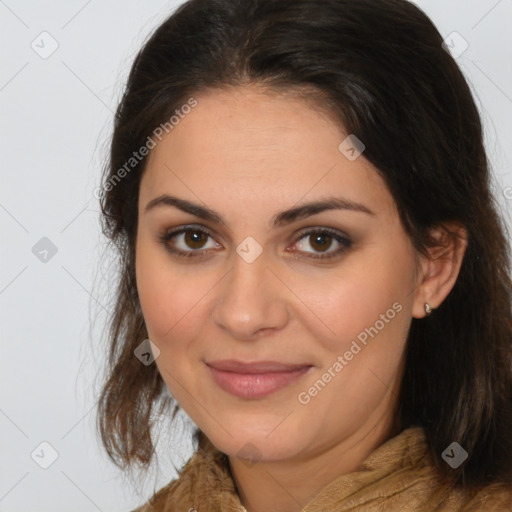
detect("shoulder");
top-left (359, 427), bottom-right (512, 511)
top-left (129, 431), bottom-right (244, 512)
top-left (129, 453), bottom-right (206, 512)
top-left (458, 482), bottom-right (512, 511)
top-left (129, 478), bottom-right (190, 512)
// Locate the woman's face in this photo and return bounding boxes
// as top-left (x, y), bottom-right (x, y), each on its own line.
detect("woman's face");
top-left (135, 85), bottom-right (422, 463)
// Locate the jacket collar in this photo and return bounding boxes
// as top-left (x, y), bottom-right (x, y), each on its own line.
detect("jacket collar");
top-left (156, 427), bottom-right (433, 511)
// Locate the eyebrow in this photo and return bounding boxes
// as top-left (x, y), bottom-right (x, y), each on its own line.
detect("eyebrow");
top-left (144, 194), bottom-right (375, 227)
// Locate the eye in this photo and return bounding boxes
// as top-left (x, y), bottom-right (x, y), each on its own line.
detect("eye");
top-left (158, 225), bottom-right (352, 261)
top-left (288, 228), bottom-right (352, 260)
top-left (159, 226), bottom-right (220, 258)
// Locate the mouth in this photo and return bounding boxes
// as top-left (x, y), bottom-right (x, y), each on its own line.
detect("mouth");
top-left (205, 359), bottom-right (313, 399)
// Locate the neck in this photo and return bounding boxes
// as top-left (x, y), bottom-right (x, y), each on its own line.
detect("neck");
top-left (228, 393), bottom-right (400, 512)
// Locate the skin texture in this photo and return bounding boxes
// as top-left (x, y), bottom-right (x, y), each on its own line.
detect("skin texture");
top-left (135, 85), bottom-right (467, 512)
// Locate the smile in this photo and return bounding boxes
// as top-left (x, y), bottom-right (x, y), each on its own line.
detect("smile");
top-left (205, 360), bottom-right (313, 399)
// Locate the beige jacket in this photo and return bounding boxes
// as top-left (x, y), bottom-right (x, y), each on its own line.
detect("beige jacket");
top-left (133, 427), bottom-right (512, 511)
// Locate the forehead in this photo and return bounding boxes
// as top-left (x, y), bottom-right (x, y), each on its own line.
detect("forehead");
top-left (139, 86), bottom-right (393, 216)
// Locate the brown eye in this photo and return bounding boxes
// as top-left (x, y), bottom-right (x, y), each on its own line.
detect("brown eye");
top-left (159, 226), bottom-right (221, 259)
top-left (308, 233), bottom-right (333, 252)
top-left (184, 230), bottom-right (209, 249)
top-left (291, 228), bottom-right (352, 260)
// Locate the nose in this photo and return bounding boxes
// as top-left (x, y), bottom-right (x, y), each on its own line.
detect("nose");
top-left (212, 249), bottom-right (290, 341)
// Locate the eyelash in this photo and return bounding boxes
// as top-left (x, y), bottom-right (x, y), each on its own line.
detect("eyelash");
top-left (158, 225), bottom-right (352, 261)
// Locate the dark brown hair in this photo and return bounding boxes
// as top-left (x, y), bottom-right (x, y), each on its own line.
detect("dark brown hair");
top-left (97, 0), bottom-right (512, 487)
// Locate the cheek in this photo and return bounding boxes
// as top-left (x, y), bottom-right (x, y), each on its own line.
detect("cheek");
top-left (290, 244), bottom-right (414, 419)
top-left (135, 246), bottom-right (210, 401)
top-left (296, 274), bottom-right (409, 433)
top-left (136, 239), bottom-right (201, 344)
top-left (294, 252), bottom-right (412, 353)
top-left (136, 239), bottom-right (216, 353)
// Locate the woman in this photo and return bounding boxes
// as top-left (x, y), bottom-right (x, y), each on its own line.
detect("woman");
top-left (96, 0), bottom-right (512, 510)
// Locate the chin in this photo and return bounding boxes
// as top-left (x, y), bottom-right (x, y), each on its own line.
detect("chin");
top-left (202, 417), bottom-right (311, 463)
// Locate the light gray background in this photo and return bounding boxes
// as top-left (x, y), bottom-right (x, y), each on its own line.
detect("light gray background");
top-left (1, 1), bottom-right (511, 511)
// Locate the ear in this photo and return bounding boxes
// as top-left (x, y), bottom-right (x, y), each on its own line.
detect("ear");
top-left (412, 222), bottom-right (468, 319)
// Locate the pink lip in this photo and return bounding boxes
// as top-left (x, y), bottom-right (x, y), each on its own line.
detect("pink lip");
top-left (206, 360), bottom-right (313, 399)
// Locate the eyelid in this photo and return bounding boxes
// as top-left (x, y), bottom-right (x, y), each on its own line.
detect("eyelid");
top-left (293, 225), bottom-right (351, 243)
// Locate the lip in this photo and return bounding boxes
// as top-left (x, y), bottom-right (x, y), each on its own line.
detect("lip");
top-left (206, 359), bottom-right (313, 399)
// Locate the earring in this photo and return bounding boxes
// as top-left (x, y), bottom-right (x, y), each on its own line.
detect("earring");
top-left (425, 303), bottom-right (433, 315)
